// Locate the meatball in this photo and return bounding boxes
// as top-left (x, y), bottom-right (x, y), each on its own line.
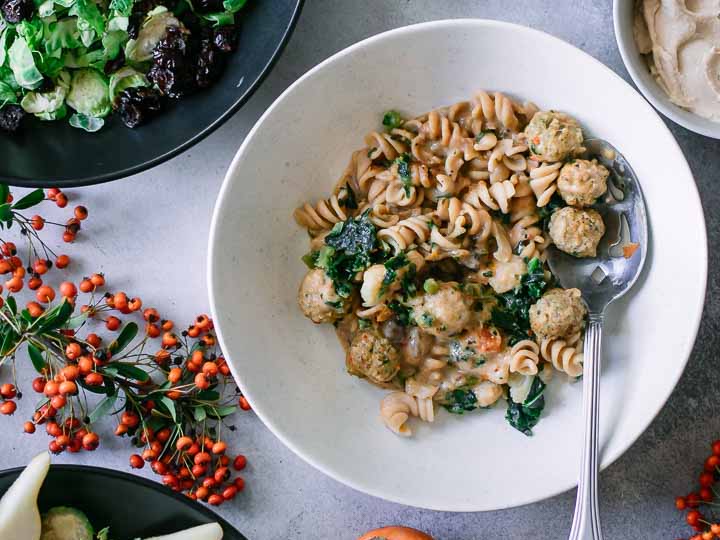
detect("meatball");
top-left (548, 207), bottom-right (605, 258)
top-left (557, 159), bottom-right (609, 207)
top-left (346, 330), bottom-right (400, 384)
top-left (297, 268), bottom-right (350, 324)
top-left (529, 288), bottom-right (586, 339)
top-left (410, 282), bottom-right (471, 337)
top-left (525, 111), bottom-right (584, 162)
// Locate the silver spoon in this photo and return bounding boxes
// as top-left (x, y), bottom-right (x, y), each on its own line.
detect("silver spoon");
top-left (545, 139), bottom-right (648, 540)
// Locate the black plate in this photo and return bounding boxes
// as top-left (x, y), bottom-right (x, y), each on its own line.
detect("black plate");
top-left (0, 465), bottom-right (248, 539)
top-left (0, 0), bottom-right (303, 188)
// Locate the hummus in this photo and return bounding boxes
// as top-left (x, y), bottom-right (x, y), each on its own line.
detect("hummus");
top-left (634, 0), bottom-right (720, 121)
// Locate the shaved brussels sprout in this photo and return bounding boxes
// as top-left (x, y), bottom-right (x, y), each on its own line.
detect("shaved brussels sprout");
top-left (66, 68), bottom-right (110, 117)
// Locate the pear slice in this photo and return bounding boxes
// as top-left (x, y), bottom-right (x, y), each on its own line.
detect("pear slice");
top-left (144, 523), bottom-right (223, 540)
top-left (0, 452), bottom-right (50, 540)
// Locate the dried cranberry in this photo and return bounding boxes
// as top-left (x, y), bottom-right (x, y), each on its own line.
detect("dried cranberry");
top-left (147, 26), bottom-right (196, 98)
top-left (0, 105), bottom-right (26, 133)
top-left (213, 25), bottom-right (238, 53)
top-left (1, 0), bottom-right (34, 23)
top-left (195, 39), bottom-right (226, 88)
top-left (114, 87), bottom-right (163, 128)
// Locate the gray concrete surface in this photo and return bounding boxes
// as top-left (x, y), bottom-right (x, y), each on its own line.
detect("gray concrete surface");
top-left (1, 1), bottom-right (717, 538)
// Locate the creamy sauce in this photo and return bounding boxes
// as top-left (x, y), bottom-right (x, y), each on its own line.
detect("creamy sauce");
top-left (635, 0), bottom-right (720, 120)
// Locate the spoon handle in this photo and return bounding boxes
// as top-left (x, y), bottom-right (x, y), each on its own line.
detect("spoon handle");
top-left (568, 314), bottom-right (604, 540)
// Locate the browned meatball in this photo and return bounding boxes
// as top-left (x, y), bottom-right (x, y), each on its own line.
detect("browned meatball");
top-left (549, 207), bottom-right (605, 258)
top-left (297, 268), bottom-right (350, 324)
top-left (346, 330), bottom-right (400, 384)
top-left (525, 111), bottom-right (584, 162)
top-left (529, 288), bottom-right (586, 339)
top-left (410, 282), bottom-right (472, 337)
top-left (557, 159), bottom-right (609, 207)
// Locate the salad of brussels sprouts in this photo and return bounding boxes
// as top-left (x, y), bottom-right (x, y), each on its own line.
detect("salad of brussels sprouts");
top-left (0, 0), bottom-right (248, 132)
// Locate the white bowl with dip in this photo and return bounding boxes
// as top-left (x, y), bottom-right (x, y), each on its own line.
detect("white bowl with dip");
top-left (614, 0), bottom-right (720, 139)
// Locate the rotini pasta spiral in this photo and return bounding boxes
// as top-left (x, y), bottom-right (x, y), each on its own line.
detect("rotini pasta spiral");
top-left (509, 340), bottom-right (541, 375)
top-left (293, 191), bottom-right (351, 233)
top-left (529, 161), bottom-right (562, 207)
top-left (540, 332), bottom-right (584, 377)
top-left (365, 131), bottom-right (408, 161)
top-left (377, 214), bottom-right (433, 252)
top-left (380, 392), bottom-right (418, 437)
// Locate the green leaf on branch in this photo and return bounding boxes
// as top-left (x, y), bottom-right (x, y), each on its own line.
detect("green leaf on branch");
top-left (66, 311), bottom-right (90, 329)
top-left (106, 362), bottom-right (149, 382)
top-left (108, 322), bottom-right (138, 354)
top-left (206, 405), bottom-right (237, 418)
top-left (5, 296), bottom-right (16, 315)
top-left (27, 344), bottom-right (47, 373)
top-left (193, 405), bottom-right (207, 422)
top-left (195, 390), bottom-right (220, 401)
top-left (159, 396), bottom-right (177, 422)
top-left (0, 328), bottom-right (18, 355)
top-left (88, 393), bottom-right (118, 423)
top-left (11, 189), bottom-right (44, 210)
top-left (0, 204), bottom-right (12, 223)
top-left (0, 185), bottom-right (9, 207)
top-left (37, 299), bottom-right (73, 332)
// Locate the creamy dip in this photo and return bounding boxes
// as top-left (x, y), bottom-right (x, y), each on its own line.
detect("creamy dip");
top-left (634, 0), bottom-right (720, 121)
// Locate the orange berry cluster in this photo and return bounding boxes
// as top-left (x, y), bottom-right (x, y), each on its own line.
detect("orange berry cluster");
top-left (0, 185), bottom-right (253, 504)
top-left (675, 440), bottom-right (720, 540)
top-left (128, 431), bottom-right (247, 505)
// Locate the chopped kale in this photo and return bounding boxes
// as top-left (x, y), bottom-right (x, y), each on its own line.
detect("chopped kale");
top-left (443, 388), bottom-right (478, 414)
top-left (338, 183), bottom-right (358, 209)
top-left (537, 193), bottom-right (565, 224)
top-left (381, 252), bottom-right (409, 293)
top-left (382, 110), bottom-right (404, 130)
top-left (490, 257), bottom-right (548, 344)
top-left (505, 375), bottom-right (546, 436)
top-left (400, 262), bottom-right (417, 300)
top-left (394, 153), bottom-right (413, 197)
top-left (325, 210), bottom-right (377, 256)
top-left (387, 300), bottom-right (413, 326)
top-left (301, 251), bottom-right (319, 269)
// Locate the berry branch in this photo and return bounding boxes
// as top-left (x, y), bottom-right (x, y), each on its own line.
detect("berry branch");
top-left (674, 441), bottom-right (720, 540)
top-left (0, 184), bottom-right (251, 505)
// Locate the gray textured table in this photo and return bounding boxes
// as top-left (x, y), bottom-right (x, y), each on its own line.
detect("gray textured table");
top-left (1, 1), bottom-right (717, 539)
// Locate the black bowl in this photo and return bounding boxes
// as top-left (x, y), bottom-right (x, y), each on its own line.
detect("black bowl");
top-left (0, 0), bottom-right (303, 188)
top-left (0, 465), bottom-right (248, 539)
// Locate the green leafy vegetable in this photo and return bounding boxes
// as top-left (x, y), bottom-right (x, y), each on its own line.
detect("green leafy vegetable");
top-left (490, 257), bottom-right (548, 344)
top-left (382, 109), bottom-right (403, 130)
top-left (66, 68), bottom-right (111, 117)
top-left (506, 375), bottom-right (546, 436)
top-left (69, 113), bottom-right (104, 132)
top-left (8, 37), bottom-right (44, 89)
top-left (442, 388), bottom-right (478, 414)
top-left (394, 153), bottom-right (413, 196)
top-left (222, 0), bottom-right (247, 13)
top-left (325, 210), bottom-right (377, 256)
top-left (20, 71), bottom-right (70, 120)
top-left (387, 300), bottom-right (412, 326)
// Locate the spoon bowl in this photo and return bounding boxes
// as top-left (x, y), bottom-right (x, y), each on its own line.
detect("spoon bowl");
top-left (546, 138), bottom-right (649, 312)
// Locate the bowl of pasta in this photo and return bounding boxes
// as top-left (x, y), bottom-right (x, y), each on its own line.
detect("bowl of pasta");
top-left (208, 19), bottom-right (707, 511)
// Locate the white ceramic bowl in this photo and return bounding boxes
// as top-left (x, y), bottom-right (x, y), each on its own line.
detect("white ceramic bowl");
top-left (209, 19), bottom-right (707, 511)
top-left (614, 0), bottom-right (720, 138)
